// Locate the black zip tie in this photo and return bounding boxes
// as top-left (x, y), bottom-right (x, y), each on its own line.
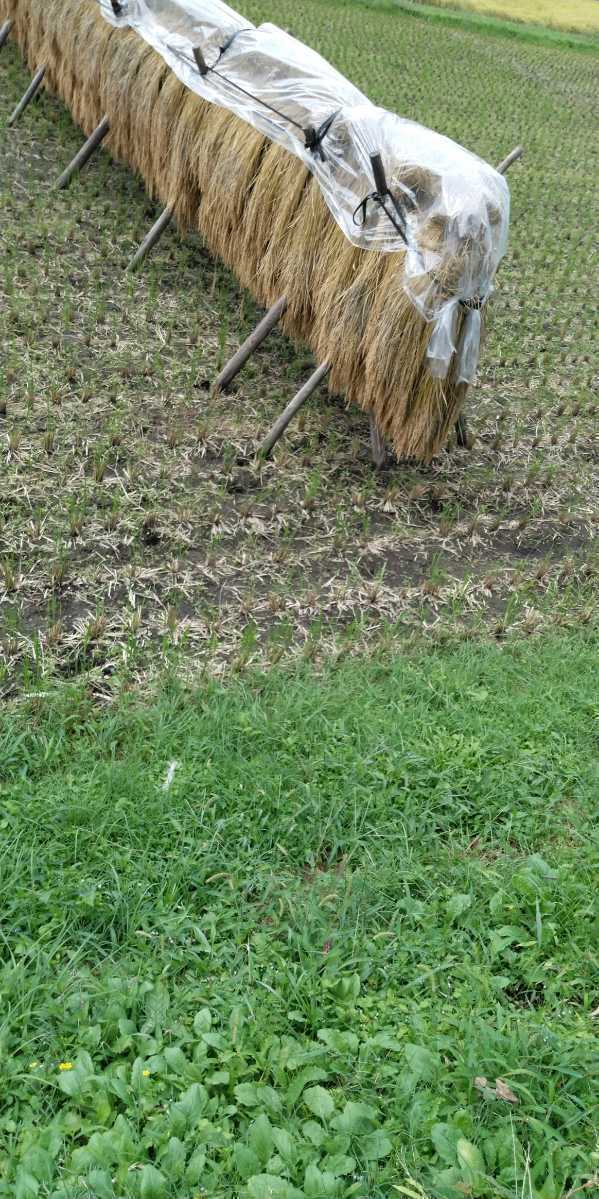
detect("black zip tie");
top-left (110, 0), bottom-right (123, 14)
top-left (218, 28), bottom-right (254, 59)
top-left (304, 110), bottom-right (340, 161)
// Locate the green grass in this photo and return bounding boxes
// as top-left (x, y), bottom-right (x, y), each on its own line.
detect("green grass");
top-left (2, 633), bottom-right (598, 1197)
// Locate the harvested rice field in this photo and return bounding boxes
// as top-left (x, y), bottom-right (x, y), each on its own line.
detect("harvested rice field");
top-left (0, 0), bottom-right (598, 697)
top-left (414, 0), bottom-right (599, 35)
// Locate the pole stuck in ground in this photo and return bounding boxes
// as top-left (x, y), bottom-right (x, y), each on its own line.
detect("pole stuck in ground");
top-left (370, 413), bottom-right (389, 468)
top-left (455, 411), bottom-right (470, 449)
top-left (54, 116), bottom-right (110, 189)
top-left (211, 294), bottom-right (290, 393)
top-left (259, 362), bottom-right (331, 459)
top-left (126, 204), bottom-right (175, 271)
top-left (6, 64), bottom-right (46, 127)
top-left (0, 18), bottom-right (12, 49)
top-left (213, 296), bottom-right (288, 392)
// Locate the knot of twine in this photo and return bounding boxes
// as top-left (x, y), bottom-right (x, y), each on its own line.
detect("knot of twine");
top-left (353, 189), bottom-right (409, 247)
top-left (303, 110), bottom-right (340, 161)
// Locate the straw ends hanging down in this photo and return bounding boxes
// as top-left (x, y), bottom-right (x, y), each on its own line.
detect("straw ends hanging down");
top-left (255, 144), bottom-right (522, 462)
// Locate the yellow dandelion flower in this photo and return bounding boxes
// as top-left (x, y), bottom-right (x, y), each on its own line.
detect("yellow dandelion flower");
top-left (142, 1069), bottom-right (151, 1077)
top-left (58, 1061), bottom-right (74, 1071)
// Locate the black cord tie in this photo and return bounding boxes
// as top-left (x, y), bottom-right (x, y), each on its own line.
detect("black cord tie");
top-left (110, 0), bottom-right (123, 15)
top-left (352, 151), bottom-right (410, 246)
top-left (352, 193), bottom-right (374, 227)
top-left (353, 189), bottom-right (409, 246)
top-left (304, 110), bottom-right (340, 161)
top-left (218, 28), bottom-right (254, 59)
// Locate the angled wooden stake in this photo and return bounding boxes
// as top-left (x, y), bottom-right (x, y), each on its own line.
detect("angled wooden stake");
top-left (54, 116), bottom-right (110, 190)
top-left (0, 19), bottom-right (12, 50)
top-left (127, 204), bottom-right (175, 271)
top-left (496, 145), bottom-right (524, 176)
top-left (259, 362), bottom-right (330, 458)
top-left (369, 412), bottom-right (389, 468)
top-left (6, 65), bottom-right (46, 126)
top-left (213, 295), bottom-right (288, 392)
top-left (455, 410), bottom-right (470, 448)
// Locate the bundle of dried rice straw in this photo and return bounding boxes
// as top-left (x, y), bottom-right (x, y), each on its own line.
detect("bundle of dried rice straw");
top-left (0, 0), bottom-right (511, 462)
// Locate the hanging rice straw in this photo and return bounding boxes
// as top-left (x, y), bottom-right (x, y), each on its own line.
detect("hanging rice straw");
top-left (2, 0), bottom-right (512, 462)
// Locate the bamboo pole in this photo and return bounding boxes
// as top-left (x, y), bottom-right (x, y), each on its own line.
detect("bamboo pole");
top-left (6, 65), bottom-right (46, 127)
top-left (455, 410), bottom-right (470, 448)
top-left (496, 145), bottom-right (524, 176)
top-left (214, 296), bottom-right (288, 392)
top-left (126, 204), bottom-right (175, 271)
top-left (54, 116), bottom-right (110, 190)
top-left (259, 362), bottom-right (330, 458)
top-left (369, 412), bottom-right (389, 468)
top-left (0, 18), bottom-right (12, 50)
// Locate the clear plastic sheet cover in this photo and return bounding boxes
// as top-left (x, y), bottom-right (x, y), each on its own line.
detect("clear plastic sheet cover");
top-left (98, 0), bottom-right (510, 381)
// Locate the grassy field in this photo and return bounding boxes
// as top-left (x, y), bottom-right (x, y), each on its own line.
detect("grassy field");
top-left (0, 0), bottom-right (598, 697)
top-left (2, 634), bottom-right (598, 1198)
top-left (413, 0), bottom-right (599, 35)
top-left (0, 6), bottom-right (598, 1197)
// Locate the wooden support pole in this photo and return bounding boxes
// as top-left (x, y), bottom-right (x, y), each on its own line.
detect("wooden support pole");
top-left (6, 64), bottom-right (46, 126)
top-left (127, 204), bottom-right (175, 271)
top-left (213, 295), bottom-right (288, 392)
top-left (54, 116), bottom-right (110, 190)
top-left (455, 409), bottom-right (470, 448)
top-left (369, 412), bottom-right (389, 468)
top-left (259, 362), bottom-right (330, 458)
top-left (0, 18), bottom-right (12, 50)
top-left (496, 145), bottom-right (524, 176)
